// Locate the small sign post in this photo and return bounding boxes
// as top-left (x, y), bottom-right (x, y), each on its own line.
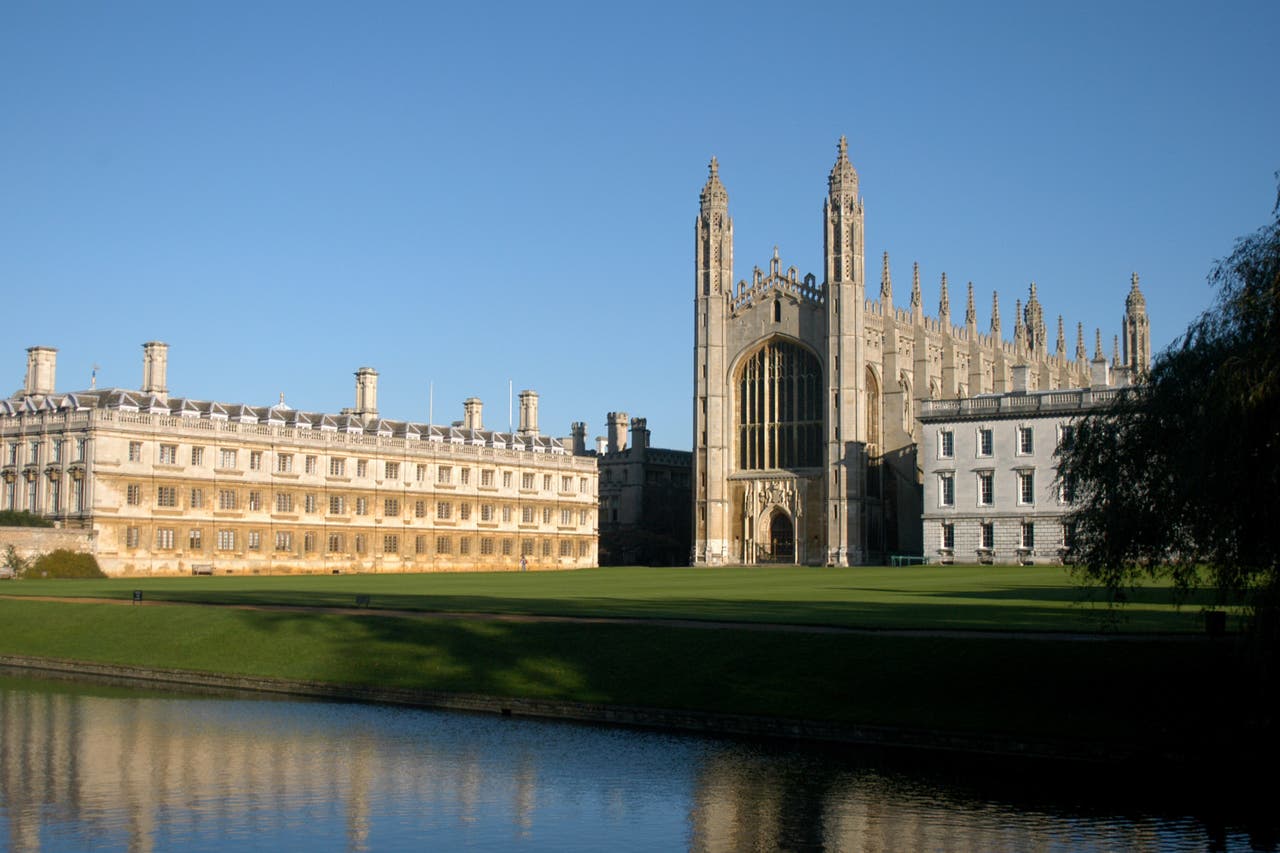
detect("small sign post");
top-left (132, 590), bottom-right (143, 605)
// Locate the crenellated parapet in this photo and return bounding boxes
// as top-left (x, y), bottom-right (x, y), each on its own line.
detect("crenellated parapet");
top-left (730, 247), bottom-right (823, 314)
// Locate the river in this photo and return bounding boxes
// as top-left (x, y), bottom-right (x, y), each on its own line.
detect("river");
top-left (0, 671), bottom-right (1273, 851)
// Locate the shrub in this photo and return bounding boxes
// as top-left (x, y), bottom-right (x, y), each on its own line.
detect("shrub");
top-left (0, 510), bottom-right (55, 528)
top-left (27, 550), bottom-right (106, 579)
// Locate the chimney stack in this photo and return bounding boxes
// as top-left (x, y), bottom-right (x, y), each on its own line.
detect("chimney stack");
top-left (354, 367), bottom-right (378, 422)
top-left (606, 412), bottom-right (629, 454)
top-left (570, 421), bottom-right (587, 455)
top-left (141, 341), bottom-right (168, 403)
top-left (518, 390), bottom-right (539, 437)
top-left (463, 397), bottom-right (484, 431)
top-left (24, 346), bottom-right (57, 399)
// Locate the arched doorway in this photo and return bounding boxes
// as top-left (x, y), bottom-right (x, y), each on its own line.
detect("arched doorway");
top-left (769, 511), bottom-right (794, 562)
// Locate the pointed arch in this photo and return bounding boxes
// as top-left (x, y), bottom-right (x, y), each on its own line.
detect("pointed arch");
top-left (733, 337), bottom-right (823, 471)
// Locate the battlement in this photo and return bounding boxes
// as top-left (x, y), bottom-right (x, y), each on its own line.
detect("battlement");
top-left (731, 249), bottom-right (823, 313)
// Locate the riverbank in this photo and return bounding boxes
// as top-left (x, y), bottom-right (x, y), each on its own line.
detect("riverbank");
top-left (0, 589), bottom-right (1256, 770)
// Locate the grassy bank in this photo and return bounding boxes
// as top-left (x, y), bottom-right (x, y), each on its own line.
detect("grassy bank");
top-left (0, 596), bottom-right (1241, 754)
top-left (0, 564), bottom-right (1234, 633)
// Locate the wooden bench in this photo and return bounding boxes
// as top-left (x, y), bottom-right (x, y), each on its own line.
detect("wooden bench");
top-left (190, 563), bottom-right (214, 576)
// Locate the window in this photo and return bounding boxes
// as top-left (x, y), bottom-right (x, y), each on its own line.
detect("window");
top-left (329, 495), bottom-right (345, 515)
top-left (218, 529), bottom-right (235, 551)
top-left (980, 522), bottom-right (994, 550)
top-left (460, 468), bottom-right (470, 485)
top-left (355, 534), bottom-right (366, 554)
top-left (939, 430), bottom-right (954, 459)
top-left (219, 449), bottom-right (237, 469)
top-left (436, 535), bottom-right (452, 555)
top-left (481, 538), bottom-right (494, 555)
top-left (1058, 425), bottom-right (1075, 453)
top-left (275, 493), bottom-right (294, 513)
top-left (159, 444), bottom-right (177, 465)
top-left (415, 500), bottom-right (426, 518)
top-left (274, 531), bottom-right (292, 552)
top-left (437, 501), bottom-right (452, 520)
top-left (941, 523), bottom-right (954, 550)
top-left (521, 506), bottom-right (534, 524)
top-left (438, 466), bottom-right (452, 484)
top-left (156, 528), bottom-right (175, 550)
top-left (561, 476), bottom-right (573, 492)
top-left (481, 469), bottom-right (494, 487)
top-left (304, 532), bottom-right (316, 553)
top-left (356, 459), bottom-right (368, 478)
top-left (415, 535), bottom-right (426, 554)
top-left (579, 510), bottom-right (588, 526)
top-left (481, 504), bottom-right (494, 522)
top-left (248, 531), bottom-right (261, 551)
top-left (578, 541), bottom-right (589, 557)
top-left (502, 505), bottom-right (512, 523)
top-left (277, 454), bottom-right (293, 473)
top-left (1062, 521), bottom-right (1077, 551)
top-left (503, 471), bottom-right (513, 488)
top-left (459, 538), bottom-right (471, 555)
top-left (385, 462), bottom-right (400, 480)
top-left (219, 489), bottom-right (237, 510)
top-left (559, 540), bottom-right (572, 557)
top-left (248, 491), bottom-right (262, 511)
top-left (189, 488), bottom-right (204, 509)
top-left (48, 477), bottom-right (60, 513)
top-left (126, 484), bottom-right (142, 506)
top-left (328, 533), bottom-right (344, 553)
top-left (939, 473), bottom-right (955, 507)
top-left (1018, 471), bottom-right (1035, 505)
top-left (355, 497), bottom-right (368, 516)
top-left (128, 441), bottom-right (143, 462)
top-left (249, 451), bottom-right (262, 470)
top-left (188, 528), bottom-right (203, 550)
top-left (580, 477), bottom-right (589, 494)
top-left (329, 457), bottom-right (346, 477)
top-left (1059, 474), bottom-right (1076, 504)
top-left (543, 474), bottom-right (552, 491)
top-left (26, 441), bottom-right (38, 464)
top-left (305, 455), bottom-right (318, 474)
top-left (978, 472), bottom-right (994, 506)
top-left (560, 509), bottom-right (572, 525)
top-left (304, 493), bottom-right (318, 513)
top-left (542, 507), bottom-right (552, 524)
top-left (383, 534), bottom-right (398, 554)
top-left (542, 540), bottom-right (552, 557)
top-left (978, 428), bottom-right (993, 457)
top-left (126, 527), bottom-right (140, 548)
top-left (522, 539), bottom-right (534, 556)
top-left (191, 446), bottom-right (205, 466)
top-left (385, 498), bottom-right (400, 517)
top-left (521, 473), bottom-right (534, 490)
top-left (1021, 522), bottom-right (1035, 549)
top-left (1018, 426), bottom-right (1034, 455)
top-left (416, 464), bottom-right (427, 482)
top-left (459, 504), bottom-right (471, 521)
top-left (502, 539), bottom-right (513, 556)
top-left (156, 486), bottom-right (177, 508)
top-left (75, 439), bottom-right (87, 462)
top-left (736, 339), bottom-right (823, 470)
top-left (52, 440), bottom-right (63, 463)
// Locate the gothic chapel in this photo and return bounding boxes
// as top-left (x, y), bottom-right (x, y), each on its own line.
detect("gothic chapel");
top-left (692, 138), bottom-right (1149, 566)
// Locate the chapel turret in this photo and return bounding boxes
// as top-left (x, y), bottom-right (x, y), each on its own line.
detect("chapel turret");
top-left (1123, 272), bottom-right (1151, 376)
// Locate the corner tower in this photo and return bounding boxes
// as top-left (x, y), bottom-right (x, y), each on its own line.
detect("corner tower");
top-left (1122, 273), bottom-right (1150, 376)
top-left (693, 158), bottom-right (733, 565)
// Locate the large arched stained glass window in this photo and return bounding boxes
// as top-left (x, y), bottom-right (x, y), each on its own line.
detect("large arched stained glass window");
top-left (736, 339), bottom-right (823, 470)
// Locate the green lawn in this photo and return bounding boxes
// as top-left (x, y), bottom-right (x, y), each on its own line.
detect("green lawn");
top-left (0, 564), bottom-right (1233, 633)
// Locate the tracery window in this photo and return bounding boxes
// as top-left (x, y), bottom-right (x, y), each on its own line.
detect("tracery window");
top-left (736, 339), bottom-right (823, 470)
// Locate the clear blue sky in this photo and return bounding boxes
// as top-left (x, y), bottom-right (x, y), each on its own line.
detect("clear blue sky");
top-left (4, 1), bottom-right (1276, 450)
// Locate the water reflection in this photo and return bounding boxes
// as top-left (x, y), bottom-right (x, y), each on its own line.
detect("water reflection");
top-left (0, 673), bottom-right (1270, 852)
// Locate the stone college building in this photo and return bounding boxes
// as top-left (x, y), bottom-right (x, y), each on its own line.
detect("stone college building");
top-left (692, 139), bottom-right (1149, 566)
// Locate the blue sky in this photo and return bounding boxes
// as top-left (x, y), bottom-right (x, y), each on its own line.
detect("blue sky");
top-left (3, 1), bottom-right (1276, 450)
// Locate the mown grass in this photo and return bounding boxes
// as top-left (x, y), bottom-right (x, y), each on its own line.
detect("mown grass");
top-left (0, 598), bottom-right (1237, 751)
top-left (0, 565), bottom-right (1234, 633)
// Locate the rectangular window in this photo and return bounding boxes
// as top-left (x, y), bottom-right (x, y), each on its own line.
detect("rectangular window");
top-left (126, 527), bottom-right (140, 548)
top-left (459, 504), bottom-right (471, 521)
top-left (305, 455), bottom-right (317, 474)
top-left (521, 473), bottom-right (534, 490)
top-left (277, 454), bottom-right (293, 473)
top-left (218, 529), bottom-right (235, 551)
top-left (274, 531), bottom-right (292, 552)
top-left (1018, 471), bottom-right (1035, 505)
top-left (48, 477), bottom-right (60, 513)
top-left (356, 459), bottom-right (368, 478)
top-left (75, 438), bottom-right (87, 462)
top-left (249, 451), bottom-right (262, 471)
top-left (437, 501), bottom-right (451, 520)
top-left (191, 446), bottom-right (205, 466)
top-left (1058, 425), bottom-right (1075, 452)
top-left (460, 468), bottom-right (470, 485)
top-left (481, 469), bottom-right (494, 487)
top-left (355, 534), bottom-right (366, 554)
top-left (416, 464), bottom-right (427, 482)
top-left (126, 484), bottom-right (142, 506)
top-left (383, 534), bottom-right (398, 554)
top-left (52, 440), bottom-right (63, 463)
top-left (275, 493), bottom-right (294, 513)
top-left (580, 477), bottom-right (589, 494)
top-left (522, 539), bottom-right (534, 556)
top-left (6, 442), bottom-right (17, 466)
top-left (415, 500), bottom-right (426, 518)
top-left (1018, 426), bottom-right (1034, 455)
top-left (329, 457), bottom-right (346, 477)
top-left (159, 444), bottom-right (177, 465)
top-left (481, 504), bottom-right (494, 522)
top-left (329, 495), bottom-right (345, 515)
top-left (1062, 521), bottom-right (1077, 551)
top-left (436, 535), bottom-right (451, 555)
top-left (248, 491), bottom-right (261, 511)
top-left (219, 449), bottom-right (237, 469)
top-left (980, 522), bottom-right (994, 550)
top-left (437, 466), bottom-right (452, 484)
top-left (304, 532), bottom-right (316, 553)
top-left (328, 533), bottom-right (344, 553)
top-left (561, 476), bottom-right (573, 493)
top-left (128, 441), bottom-right (143, 462)
top-left (941, 522), bottom-right (954, 549)
top-left (502, 539), bottom-right (513, 556)
top-left (579, 541), bottom-right (589, 557)
top-left (459, 538), bottom-right (471, 555)
top-left (385, 462), bottom-right (400, 480)
top-left (188, 528), bottom-right (203, 551)
top-left (219, 489), bottom-right (237, 510)
top-left (156, 486), bottom-right (177, 508)
top-left (156, 528), bottom-right (175, 550)
top-left (189, 488), bottom-right (203, 509)
top-left (939, 430), bottom-right (954, 459)
top-left (355, 497), bottom-right (368, 516)
top-left (304, 493), bottom-right (318, 513)
top-left (1021, 522), bottom-right (1035, 549)
top-left (560, 509), bottom-right (572, 525)
top-left (522, 506), bottom-right (534, 524)
top-left (542, 539), bottom-right (552, 557)
top-left (542, 507), bottom-right (552, 524)
top-left (502, 506), bottom-right (512, 523)
top-left (385, 498), bottom-right (400, 517)
top-left (415, 535), bottom-right (426, 554)
top-left (1059, 474), bottom-right (1076, 504)
top-left (248, 531), bottom-right (261, 551)
top-left (27, 441), bottom-right (38, 464)
top-left (978, 472), bottom-right (994, 506)
top-left (978, 428), bottom-right (993, 457)
top-left (939, 474), bottom-right (955, 507)
top-left (503, 471), bottom-right (513, 488)
top-left (543, 474), bottom-right (552, 491)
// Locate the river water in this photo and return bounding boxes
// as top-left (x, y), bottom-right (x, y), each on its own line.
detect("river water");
top-left (0, 672), bottom-right (1273, 852)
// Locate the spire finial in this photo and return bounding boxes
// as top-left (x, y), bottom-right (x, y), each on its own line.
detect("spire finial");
top-left (838, 135), bottom-right (848, 158)
top-left (1075, 322), bottom-right (1087, 361)
top-left (1094, 328), bottom-right (1104, 360)
top-left (1056, 315), bottom-right (1066, 355)
top-left (709, 157), bottom-right (718, 178)
top-left (965, 282), bottom-right (976, 326)
top-left (938, 272), bottom-right (950, 321)
top-left (910, 262), bottom-right (922, 313)
top-left (700, 155), bottom-right (728, 214)
top-left (1113, 335), bottom-right (1121, 366)
top-left (880, 252), bottom-right (893, 304)
top-left (991, 291), bottom-right (1001, 335)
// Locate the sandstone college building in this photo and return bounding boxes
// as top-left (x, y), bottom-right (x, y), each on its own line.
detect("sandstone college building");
top-left (1, 343), bottom-right (599, 576)
top-left (692, 139), bottom-right (1150, 566)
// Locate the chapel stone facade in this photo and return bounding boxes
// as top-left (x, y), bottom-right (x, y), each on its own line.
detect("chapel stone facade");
top-left (692, 138), bottom-right (1149, 566)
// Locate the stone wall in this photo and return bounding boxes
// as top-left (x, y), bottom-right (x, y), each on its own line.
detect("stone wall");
top-left (0, 525), bottom-right (96, 564)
